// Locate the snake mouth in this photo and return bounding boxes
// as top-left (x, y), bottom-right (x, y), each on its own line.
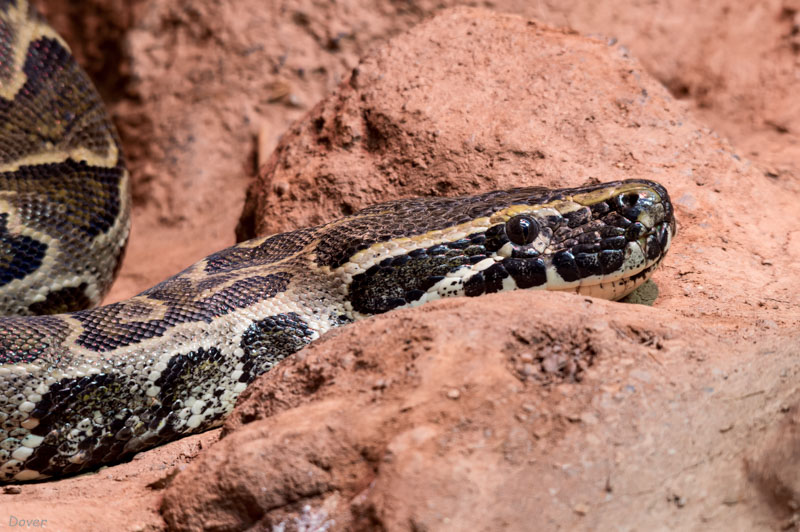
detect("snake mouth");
top-left (539, 180), bottom-right (676, 300)
top-left (553, 218), bottom-right (674, 300)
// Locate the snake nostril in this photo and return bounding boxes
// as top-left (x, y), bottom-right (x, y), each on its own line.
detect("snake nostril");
top-left (617, 192), bottom-right (640, 210)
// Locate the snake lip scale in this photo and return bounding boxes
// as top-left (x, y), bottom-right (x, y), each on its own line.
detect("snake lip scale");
top-left (0, 1), bottom-right (676, 482)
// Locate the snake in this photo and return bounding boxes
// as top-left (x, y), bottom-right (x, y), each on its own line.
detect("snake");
top-left (0, 1), bottom-right (676, 482)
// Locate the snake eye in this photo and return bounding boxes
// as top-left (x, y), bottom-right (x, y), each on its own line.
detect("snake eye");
top-left (505, 215), bottom-right (539, 245)
top-left (617, 192), bottom-right (640, 209)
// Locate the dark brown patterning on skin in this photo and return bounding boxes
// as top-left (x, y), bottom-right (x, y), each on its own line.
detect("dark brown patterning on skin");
top-left (0, 1), bottom-right (129, 316)
top-left (0, 1), bottom-right (676, 482)
top-left (0, 177), bottom-right (675, 482)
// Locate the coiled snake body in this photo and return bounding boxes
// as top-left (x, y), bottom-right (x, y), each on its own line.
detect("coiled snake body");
top-left (0, 2), bottom-right (676, 481)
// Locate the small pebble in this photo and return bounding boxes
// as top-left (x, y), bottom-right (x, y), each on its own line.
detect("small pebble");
top-left (721, 495), bottom-right (740, 506)
top-left (542, 357), bottom-right (561, 373)
top-left (447, 389), bottom-right (460, 400)
top-left (272, 180), bottom-right (290, 196)
top-left (759, 319), bottom-right (778, 329)
top-left (573, 503), bottom-right (589, 515)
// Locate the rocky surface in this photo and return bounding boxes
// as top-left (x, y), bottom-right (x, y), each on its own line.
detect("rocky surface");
top-left (0, 1), bottom-right (798, 531)
top-left (158, 291), bottom-right (793, 530)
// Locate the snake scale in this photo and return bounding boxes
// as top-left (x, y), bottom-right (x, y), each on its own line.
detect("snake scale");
top-left (0, 1), bottom-right (676, 482)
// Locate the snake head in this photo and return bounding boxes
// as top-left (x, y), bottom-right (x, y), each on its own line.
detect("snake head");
top-left (485, 179), bottom-right (676, 300)
top-left (341, 179), bottom-right (675, 314)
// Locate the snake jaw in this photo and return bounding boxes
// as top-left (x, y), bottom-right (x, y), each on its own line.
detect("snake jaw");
top-left (534, 180), bottom-right (675, 300)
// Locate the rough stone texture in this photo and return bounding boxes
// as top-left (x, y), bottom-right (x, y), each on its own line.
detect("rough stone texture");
top-left (158, 291), bottom-right (799, 531)
top-left (0, 1), bottom-right (798, 531)
top-left (239, 11), bottom-right (689, 239)
top-left (547, 0), bottom-right (800, 176)
top-left (748, 403), bottom-right (800, 524)
top-left (158, 8), bottom-right (800, 532)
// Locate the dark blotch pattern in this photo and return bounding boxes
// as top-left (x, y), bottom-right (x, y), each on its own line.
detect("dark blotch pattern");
top-left (574, 253), bottom-right (602, 277)
top-left (20, 310), bottom-right (323, 478)
top-left (463, 272), bottom-right (484, 297)
top-left (26, 374), bottom-right (137, 460)
top-left (74, 273), bottom-right (291, 352)
top-left (646, 234), bottom-right (662, 260)
top-left (349, 233), bottom-right (487, 314)
top-left (238, 312), bottom-right (317, 383)
top-left (0, 7), bottom-right (129, 314)
top-left (28, 282), bottom-right (91, 314)
top-left (0, 212), bottom-right (47, 286)
top-left (483, 223), bottom-right (508, 252)
top-left (26, 371), bottom-right (146, 476)
top-left (349, 182), bottom-right (675, 305)
top-left (0, 36), bottom-right (117, 164)
top-left (553, 251), bottom-right (579, 282)
top-left (152, 347), bottom-right (230, 433)
top-left (25, 346), bottom-right (238, 478)
top-left (599, 250), bottom-right (624, 273)
top-left (503, 258), bottom-right (547, 289)
top-left (0, 169), bottom-right (675, 481)
top-left (482, 263), bottom-right (509, 293)
top-left (563, 207), bottom-right (591, 228)
top-left (0, 160), bottom-right (125, 239)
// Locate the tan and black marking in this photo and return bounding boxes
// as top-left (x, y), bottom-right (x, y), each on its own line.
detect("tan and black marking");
top-left (0, 2), bottom-right (677, 482)
top-left (0, 0), bottom-right (129, 316)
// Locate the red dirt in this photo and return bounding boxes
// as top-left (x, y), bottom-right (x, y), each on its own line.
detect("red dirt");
top-left (1, 1), bottom-right (798, 531)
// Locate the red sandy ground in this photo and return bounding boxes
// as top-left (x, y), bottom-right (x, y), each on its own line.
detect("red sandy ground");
top-left (1, 1), bottom-right (799, 531)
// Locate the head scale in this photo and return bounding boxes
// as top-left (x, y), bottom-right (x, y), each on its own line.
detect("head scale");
top-left (332, 180), bottom-right (675, 315)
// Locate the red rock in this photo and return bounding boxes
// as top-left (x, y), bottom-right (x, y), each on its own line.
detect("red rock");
top-left (3, 2), bottom-right (798, 531)
top-left (159, 8), bottom-right (800, 530)
top-left (160, 291), bottom-right (686, 530)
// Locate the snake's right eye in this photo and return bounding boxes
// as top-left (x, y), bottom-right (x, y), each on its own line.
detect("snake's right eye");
top-left (616, 192), bottom-right (641, 209)
top-left (505, 215), bottom-right (539, 246)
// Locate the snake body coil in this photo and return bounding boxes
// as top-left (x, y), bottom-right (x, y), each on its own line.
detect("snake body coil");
top-left (0, 2), bottom-right (676, 481)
